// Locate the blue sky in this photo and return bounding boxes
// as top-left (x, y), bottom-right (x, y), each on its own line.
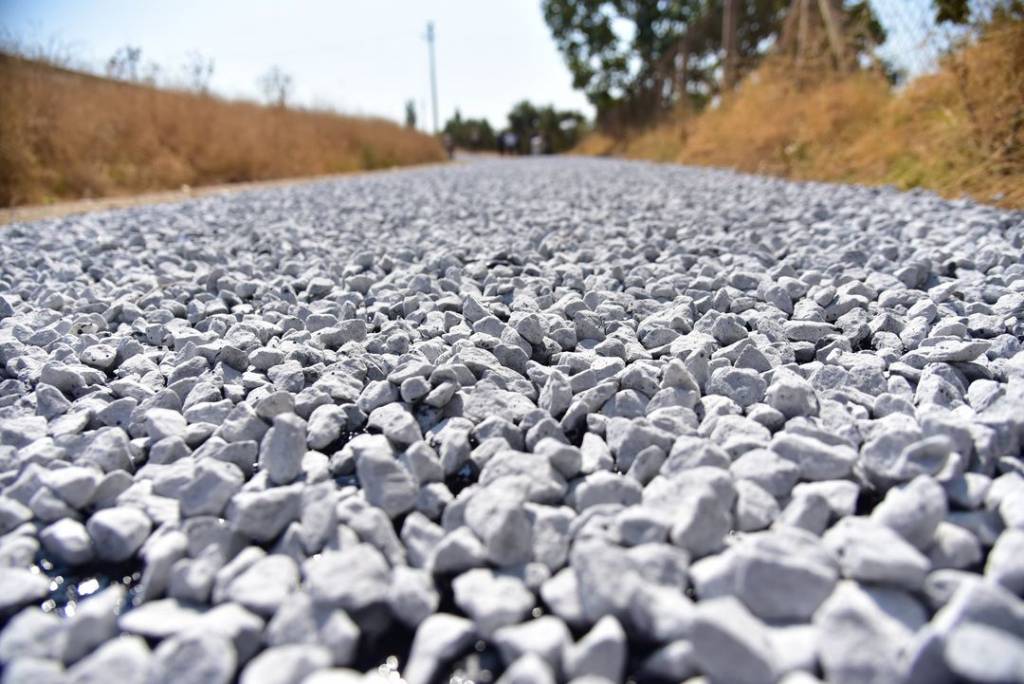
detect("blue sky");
top-left (0, 0), bottom-right (951, 130)
top-left (0, 0), bottom-right (594, 130)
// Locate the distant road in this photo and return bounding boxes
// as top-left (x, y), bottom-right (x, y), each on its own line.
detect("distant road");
top-left (0, 160), bottom-right (452, 226)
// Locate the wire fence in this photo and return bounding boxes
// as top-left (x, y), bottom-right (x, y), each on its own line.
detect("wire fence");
top-left (869, 0), bottom-right (1003, 79)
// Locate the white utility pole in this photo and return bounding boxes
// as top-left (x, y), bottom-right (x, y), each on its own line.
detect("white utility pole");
top-left (426, 21), bottom-right (439, 133)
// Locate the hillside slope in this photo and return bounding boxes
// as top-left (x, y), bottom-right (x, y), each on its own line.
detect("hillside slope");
top-left (576, 19), bottom-right (1024, 209)
top-left (0, 55), bottom-right (445, 207)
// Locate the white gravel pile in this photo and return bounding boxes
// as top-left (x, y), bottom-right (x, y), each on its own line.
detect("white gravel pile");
top-left (1, 157), bottom-right (1023, 684)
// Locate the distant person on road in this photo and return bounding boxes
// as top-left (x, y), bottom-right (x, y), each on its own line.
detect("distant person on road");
top-left (442, 133), bottom-right (454, 160)
top-left (502, 131), bottom-right (519, 156)
top-left (530, 134), bottom-right (545, 156)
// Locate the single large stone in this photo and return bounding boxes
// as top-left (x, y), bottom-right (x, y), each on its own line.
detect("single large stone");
top-left (87, 507), bottom-right (152, 562)
top-left (730, 449), bottom-right (801, 498)
top-left (194, 603), bottom-right (266, 664)
top-left (871, 475), bottom-right (947, 550)
top-left (861, 433), bottom-right (949, 487)
top-left (238, 644), bottom-right (331, 684)
top-left (478, 450), bottom-right (566, 504)
top-left (574, 470), bottom-right (642, 510)
top-left (145, 408), bottom-right (188, 443)
top-left (452, 568), bottom-right (535, 637)
top-left (61, 584), bottom-right (125, 664)
top-left (539, 370), bottom-right (572, 419)
top-left (367, 402), bottom-right (423, 445)
top-left (493, 616), bottom-right (572, 674)
top-left (707, 367), bottom-right (767, 409)
top-left (987, 529), bottom-right (1024, 595)
top-left (216, 403), bottom-right (270, 444)
top-left (563, 615), bottom-right (627, 682)
top-left (302, 544), bottom-right (391, 612)
top-left (179, 459), bottom-right (244, 518)
top-left (354, 435), bottom-right (417, 517)
top-left (306, 405), bottom-right (348, 450)
top-left (765, 368), bottom-right (819, 419)
top-left (732, 528), bottom-right (839, 621)
top-left (77, 427), bottom-right (134, 473)
top-left (224, 554), bottom-right (300, 617)
top-left (259, 413), bottom-right (307, 485)
top-left (667, 483), bottom-right (733, 557)
top-left (629, 582), bottom-right (696, 643)
top-left (690, 597), bottom-right (777, 684)
top-left (148, 631), bottom-right (236, 684)
top-left (403, 613), bottom-right (477, 684)
top-left (44, 466), bottom-right (102, 510)
top-left (40, 518), bottom-right (95, 565)
top-left (462, 382), bottom-right (537, 423)
top-left (570, 538), bottom-right (643, 624)
top-left (0, 606), bottom-right (63, 662)
top-left (771, 432), bottom-right (857, 481)
top-left (944, 622), bottom-right (1024, 683)
top-left (226, 483), bottom-right (303, 543)
top-left (117, 598), bottom-right (204, 639)
top-left (388, 566), bottom-right (440, 628)
top-left (65, 635), bottom-right (152, 684)
top-left (914, 339), bottom-right (988, 363)
top-left (814, 581), bottom-right (927, 684)
top-left (823, 517), bottom-right (930, 590)
top-left (464, 483), bottom-right (534, 566)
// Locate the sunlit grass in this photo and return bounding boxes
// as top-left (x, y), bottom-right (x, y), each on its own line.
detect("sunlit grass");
top-left (0, 54), bottom-right (446, 207)
top-left (575, 18), bottom-right (1024, 209)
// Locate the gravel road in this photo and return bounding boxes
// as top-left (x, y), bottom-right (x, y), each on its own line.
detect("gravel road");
top-left (1, 157), bottom-right (1024, 684)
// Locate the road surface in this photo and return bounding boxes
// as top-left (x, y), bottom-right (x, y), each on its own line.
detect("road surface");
top-left (1, 157), bottom-right (1023, 683)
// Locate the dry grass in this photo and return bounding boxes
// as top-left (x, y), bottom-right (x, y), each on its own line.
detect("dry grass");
top-left (570, 115), bottom-right (688, 162)
top-left (679, 66), bottom-right (893, 180)
top-left (840, 20), bottom-right (1024, 206)
top-left (570, 131), bottom-right (618, 157)
top-left (0, 54), bottom-right (446, 207)
top-left (576, 18), bottom-right (1024, 208)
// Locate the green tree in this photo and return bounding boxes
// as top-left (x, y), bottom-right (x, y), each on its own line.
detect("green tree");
top-left (442, 110), bottom-right (497, 150)
top-left (542, 0), bottom-right (788, 125)
top-left (934, 0), bottom-right (971, 23)
top-left (506, 100), bottom-right (587, 153)
top-left (543, 1), bottom-right (896, 128)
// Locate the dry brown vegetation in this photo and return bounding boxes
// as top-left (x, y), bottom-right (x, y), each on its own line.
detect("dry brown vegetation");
top-left (0, 54), bottom-right (446, 207)
top-left (575, 18), bottom-right (1024, 208)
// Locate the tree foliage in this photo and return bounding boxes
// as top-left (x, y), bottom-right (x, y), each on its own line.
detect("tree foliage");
top-left (843, 1), bottom-right (887, 56)
top-left (258, 66), bottom-right (293, 108)
top-left (541, 0), bottom-right (788, 124)
top-left (182, 51), bottom-right (214, 94)
top-left (934, 0), bottom-right (972, 23)
top-left (543, 1), bottom-right (908, 128)
top-left (442, 110), bottom-right (496, 150)
top-left (105, 45), bottom-right (143, 81)
top-left (441, 102), bottom-right (586, 153)
top-left (505, 100), bottom-right (587, 153)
